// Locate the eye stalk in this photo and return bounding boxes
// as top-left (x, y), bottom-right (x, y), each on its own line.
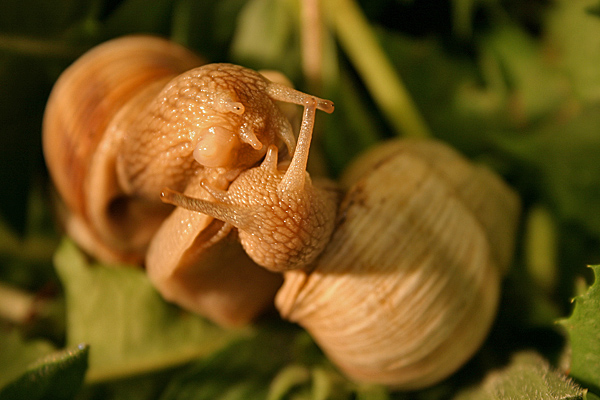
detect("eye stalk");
top-left (214, 91), bottom-right (245, 115)
top-left (218, 99), bottom-right (245, 115)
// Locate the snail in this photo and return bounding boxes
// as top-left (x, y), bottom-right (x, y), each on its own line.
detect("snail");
top-left (42, 36), bottom-right (520, 389)
top-left (276, 139), bottom-right (519, 388)
top-left (42, 35), bottom-right (334, 326)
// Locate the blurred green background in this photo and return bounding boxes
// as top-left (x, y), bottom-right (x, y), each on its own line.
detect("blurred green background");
top-left (1, 0), bottom-right (600, 399)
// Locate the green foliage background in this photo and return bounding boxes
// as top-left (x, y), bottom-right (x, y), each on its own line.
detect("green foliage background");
top-left (1, 0), bottom-right (600, 398)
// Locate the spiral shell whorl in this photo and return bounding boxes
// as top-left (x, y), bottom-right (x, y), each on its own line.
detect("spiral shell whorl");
top-left (276, 139), bottom-right (519, 389)
top-left (42, 36), bottom-right (204, 262)
top-left (43, 35), bottom-right (202, 217)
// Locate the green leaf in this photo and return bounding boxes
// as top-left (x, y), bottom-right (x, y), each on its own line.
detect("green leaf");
top-left (159, 324), bottom-right (354, 400)
top-left (53, 238), bottom-right (248, 382)
top-left (229, 0), bottom-right (301, 81)
top-left (171, 0), bottom-right (247, 62)
top-left (453, 352), bottom-right (586, 400)
top-left (78, 370), bottom-right (179, 400)
top-left (376, 29), bottom-right (497, 155)
top-left (490, 106), bottom-right (600, 239)
top-left (560, 265), bottom-right (600, 394)
top-left (587, 1), bottom-right (600, 17)
top-left (158, 325), bottom-right (300, 400)
top-left (0, 343), bottom-right (89, 400)
top-left (481, 24), bottom-right (569, 123)
top-left (158, 327), bottom-right (288, 400)
top-left (546, 0), bottom-right (600, 102)
top-left (0, 330), bottom-right (56, 389)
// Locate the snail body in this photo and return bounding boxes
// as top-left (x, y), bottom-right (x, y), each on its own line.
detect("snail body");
top-left (43, 36), bottom-right (520, 389)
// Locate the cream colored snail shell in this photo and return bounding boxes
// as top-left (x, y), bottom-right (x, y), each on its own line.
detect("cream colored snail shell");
top-left (276, 139), bottom-right (520, 389)
top-left (43, 36), bottom-right (520, 389)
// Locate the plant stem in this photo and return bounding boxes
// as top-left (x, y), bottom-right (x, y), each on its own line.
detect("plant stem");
top-left (301, 0), bottom-right (324, 92)
top-left (322, 0), bottom-right (431, 138)
top-left (524, 204), bottom-right (558, 294)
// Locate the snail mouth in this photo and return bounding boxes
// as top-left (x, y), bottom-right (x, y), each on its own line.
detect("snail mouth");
top-left (192, 120), bottom-right (267, 170)
top-left (193, 126), bottom-right (239, 168)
